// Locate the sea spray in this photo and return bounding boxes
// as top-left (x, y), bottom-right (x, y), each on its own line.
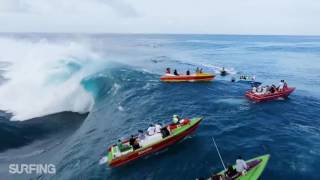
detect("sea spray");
top-left (0, 38), bottom-right (102, 120)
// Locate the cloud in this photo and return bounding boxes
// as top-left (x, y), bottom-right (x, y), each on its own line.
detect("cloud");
top-left (0, 0), bottom-right (138, 17)
top-left (101, 0), bottom-right (138, 17)
top-left (0, 0), bottom-right (319, 34)
top-left (0, 0), bottom-right (29, 12)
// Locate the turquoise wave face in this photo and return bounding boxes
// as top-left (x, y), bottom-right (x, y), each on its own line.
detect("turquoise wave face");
top-left (46, 60), bottom-right (83, 85)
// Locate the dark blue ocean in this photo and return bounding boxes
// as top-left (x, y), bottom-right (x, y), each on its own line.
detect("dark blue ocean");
top-left (0, 34), bottom-right (319, 180)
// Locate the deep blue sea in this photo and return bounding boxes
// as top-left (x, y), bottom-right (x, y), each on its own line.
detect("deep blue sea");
top-left (0, 34), bottom-right (319, 180)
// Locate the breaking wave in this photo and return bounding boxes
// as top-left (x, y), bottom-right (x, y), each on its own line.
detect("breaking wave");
top-left (0, 38), bottom-right (104, 121)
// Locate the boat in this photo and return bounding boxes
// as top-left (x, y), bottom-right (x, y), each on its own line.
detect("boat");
top-left (232, 75), bottom-right (261, 87)
top-left (160, 73), bottom-right (215, 82)
top-left (245, 87), bottom-right (295, 102)
top-left (106, 117), bottom-right (203, 167)
top-left (209, 154), bottom-right (270, 180)
top-left (220, 70), bottom-right (228, 76)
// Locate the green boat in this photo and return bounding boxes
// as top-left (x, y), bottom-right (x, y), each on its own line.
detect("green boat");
top-left (209, 154), bottom-right (270, 180)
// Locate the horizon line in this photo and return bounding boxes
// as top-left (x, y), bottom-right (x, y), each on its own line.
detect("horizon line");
top-left (0, 32), bottom-right (319, 37)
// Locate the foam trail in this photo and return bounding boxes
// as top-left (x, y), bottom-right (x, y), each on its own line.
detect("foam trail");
top-left (202, 64), bottom-right (237, 75)
top-left (0, 38), bottom-right (102, 121)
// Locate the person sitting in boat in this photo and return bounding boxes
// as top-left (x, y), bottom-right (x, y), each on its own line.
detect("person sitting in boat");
top-left (129, 135), bottom-right (140, 150)
top-left (278, 80), bottom-right (285, 91)
top-left (284, 80), bottom-right (288, 88)
top-left (196, 67), bottom-right (200, 74)
top-left (172, 114), bottom-right (180, 124)
top-left (147, 124), bottom-right (156, 136)
top-left (270, 84), bottom-right (277, 93)
top-left (186, 70), bottom-right (190, 75)
top-left (155, 123), bottom-right (162, 133)
top-left (261, 86), bottom-right (268, 94)
top-left (211, 174), bottom-right (225, 180)
top-left (129, 135), bottom-right (135, 146)
top-left (254, 85), bottom-right (262, 94)
top-left (138, 130), bottom-right (145, 140)
top-left (264, 85), bottom-right (270, 94)
top-left (174, 69), bottom-right (179, 76)
top-left (225, 165), bottom-right (238, 178)
top-left (166, 68), bottom-right (171, 74)
top-left (252, 86), bottom-right (257, 93)
top-left (236, 156), bottom-right (248, 174)
top-left (117, 139), bottom-right (131, 152)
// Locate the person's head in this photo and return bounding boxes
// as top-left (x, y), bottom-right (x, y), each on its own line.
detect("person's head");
top-left (238, 156), bottom-right (242, 159)
top-left (131, 135), bottom-right (134, 138)
top-left (228, 165), bottom-right (233, 170)
top-left (149, 124), bottom-right (153, 127)
top-left (173, 114), bottom-right (179, 119)
top-left (118, 139), bottom-right (121, 143)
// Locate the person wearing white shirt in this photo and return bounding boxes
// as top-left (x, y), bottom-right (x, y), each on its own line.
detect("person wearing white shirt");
top-left (155, 123), bottom-right (162, 133)
top-left (252, 86), bottom-right (257, 93)
top-left (278, 80), bottom-right (284, 91)
top-left (172, 114), bottom-right (180, 124)
top-left (262, 86), bottom-right (268, 94)
top-left (147, 124), bottom-right (156, 136)
top-left (236, 156), bottom-right (248, 174)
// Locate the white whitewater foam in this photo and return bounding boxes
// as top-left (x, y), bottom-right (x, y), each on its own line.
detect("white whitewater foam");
top-left (0, 38), bottom-right (103, 121)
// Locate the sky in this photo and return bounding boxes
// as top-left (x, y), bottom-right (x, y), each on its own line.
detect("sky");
top-left (0, 0), bottom-right (319, 35)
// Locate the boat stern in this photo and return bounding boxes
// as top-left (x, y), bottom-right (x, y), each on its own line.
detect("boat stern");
top-left (243, 154), bottom-right (270, 180)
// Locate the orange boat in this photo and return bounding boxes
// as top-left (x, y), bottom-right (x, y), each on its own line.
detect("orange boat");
top-left (160, 73), bottom-right (215, 82)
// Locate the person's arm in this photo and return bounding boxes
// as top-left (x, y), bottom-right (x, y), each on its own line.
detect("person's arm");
top-left (243, 160), bottom-right (248, 169)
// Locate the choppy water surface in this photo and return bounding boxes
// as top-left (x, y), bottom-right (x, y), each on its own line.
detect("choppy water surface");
top-left (0, 34), bottom-right (319, 180)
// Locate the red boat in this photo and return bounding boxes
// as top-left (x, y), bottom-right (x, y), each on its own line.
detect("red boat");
top-left (245, 87), bottom-right (295, 102)
top-left (160, 73), bottom-right (215, 82)
top-left (106, 117), bottom-right (203, 167)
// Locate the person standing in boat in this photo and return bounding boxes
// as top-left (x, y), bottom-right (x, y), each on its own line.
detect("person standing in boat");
top-left (174, 69), bottom-right (179, 76)
top-left (235, 156), bottom-right (248, 175)
top-left (186, 70), bottom-right (190, 75)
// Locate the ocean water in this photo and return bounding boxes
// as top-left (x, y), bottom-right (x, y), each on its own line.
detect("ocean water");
top-left (0, 34), bottom-right (319, 180)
